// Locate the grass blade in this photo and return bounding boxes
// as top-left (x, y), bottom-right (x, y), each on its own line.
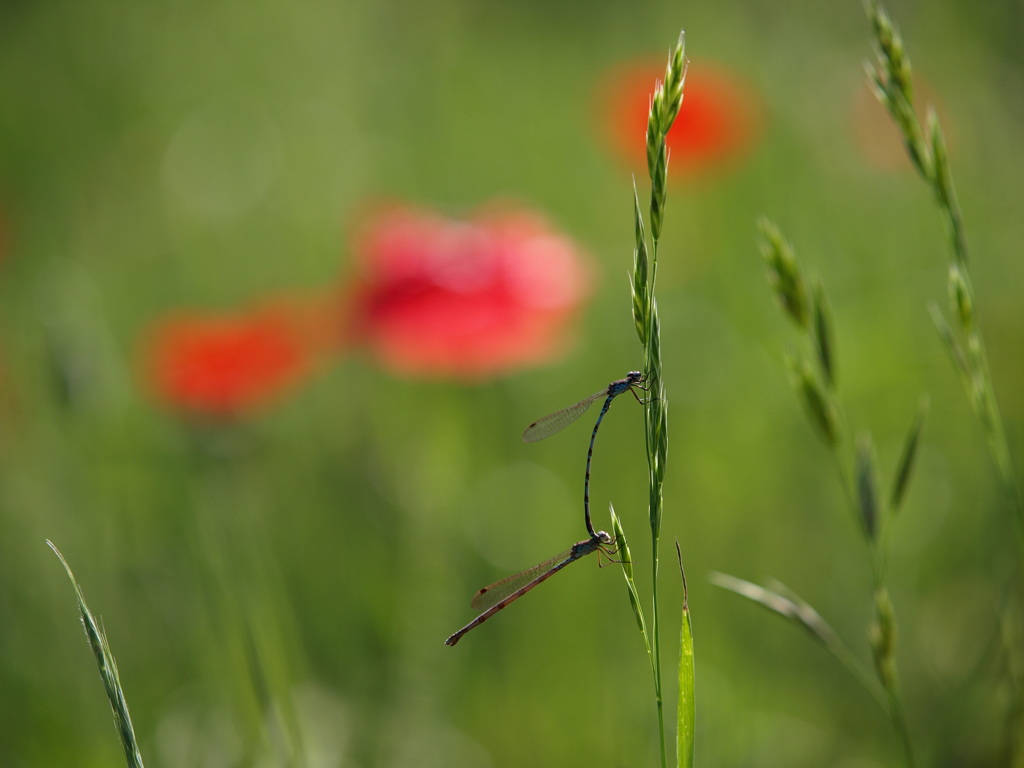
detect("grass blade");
top-left (611, 505), bottom-right (650, 644)
top-left (47, 540), bottom-right (145, 768)
top-left (675, 541), bottom-right (694, 768)
top-left (710, 572), bottom-right (887, 711)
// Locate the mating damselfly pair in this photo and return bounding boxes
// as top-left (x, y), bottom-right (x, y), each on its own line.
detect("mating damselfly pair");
top-left (445, 371), bottom-right (648, 646)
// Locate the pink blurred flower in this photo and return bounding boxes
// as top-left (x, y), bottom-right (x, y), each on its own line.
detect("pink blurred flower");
top-left (343, 204), bottom-right (590, 379)
top-left (599, 59), bottom-right (762, 178)
top-left (141, 297), bottom-right (329, 417)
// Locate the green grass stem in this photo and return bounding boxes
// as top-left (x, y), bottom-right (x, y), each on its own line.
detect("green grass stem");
top-left (749, 221), bottom-right (924, 766)
top-left (47, 540), bottom-right (146, 768)
top-left (865, 0), bottom-right (1023, 545)
top-left (865, 2), bottom-right (1024, 757)
top-left (674, 542), bottom-right (695, 768)
top-left (709, 572), bottom-right (887, 711)
top-left (629, 29), bottom-right (687, 768)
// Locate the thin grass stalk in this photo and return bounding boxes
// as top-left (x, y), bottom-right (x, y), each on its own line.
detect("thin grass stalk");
top-left (709, 572), bottom-right (888, 710)
top-left (865, 2), bottom-right (1024, 757)
top-left (865, 0), bottom-right (1023, 547)
top-left (48, 540), bottom-right (146, 768)
top-left (675, 542), bottom-right (695, 768)
top-left (759, 221), bottom-right (919, 766)
top-left (630, 190), bottom-right (667, 767)
top-left (631, 30), bottom-right (686, 768)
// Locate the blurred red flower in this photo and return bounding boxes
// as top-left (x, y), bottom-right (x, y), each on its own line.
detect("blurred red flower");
top-left (600, 60), bottom-right (761, 178)
top-left (343, 205), bottom-right (590, 379)
top-left (142, 297), bottom-right (328, 416)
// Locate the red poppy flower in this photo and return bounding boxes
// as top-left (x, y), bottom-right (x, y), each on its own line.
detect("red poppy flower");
top-left (600, 60), bottom-right (761, 178)
top-left (343, 204), bottom-right (590, 379)
top-left (142, 297), bottom-right (329, 416)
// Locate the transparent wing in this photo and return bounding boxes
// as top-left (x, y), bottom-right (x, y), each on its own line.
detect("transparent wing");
top-left (521, 390), bottom-right (606, 443)
top-left (469, 549), bottom-right (573, 612)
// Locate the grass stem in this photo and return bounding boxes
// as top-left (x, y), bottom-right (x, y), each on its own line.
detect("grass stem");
top-left (629, 30), bottom-right (686, 768)
top-left (48, 540), bottom-right (146, 768)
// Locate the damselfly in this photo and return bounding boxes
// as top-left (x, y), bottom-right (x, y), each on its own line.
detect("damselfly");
top-left (522, 371), bottom-right (646, 538)
top-left (445, 530), bottom-right (614, 647)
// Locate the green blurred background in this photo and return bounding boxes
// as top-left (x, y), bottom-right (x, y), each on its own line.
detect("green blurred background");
top-left (2, 0), bottom-right (1023, 766)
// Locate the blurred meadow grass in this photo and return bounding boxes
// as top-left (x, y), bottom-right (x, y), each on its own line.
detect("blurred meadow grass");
top-left (2, 0), bottom-right (1024, 766)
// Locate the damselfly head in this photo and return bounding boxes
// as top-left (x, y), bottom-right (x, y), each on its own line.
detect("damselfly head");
top-left (627, 371), bottom-right (643, 384)
top-left (595, 530), bottom-right (614, 545)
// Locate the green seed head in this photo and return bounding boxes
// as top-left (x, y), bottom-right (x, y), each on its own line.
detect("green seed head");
top-left (948, 264), bottom-right (973, 332)
top-left (759, 218), bottom-right (809, 329)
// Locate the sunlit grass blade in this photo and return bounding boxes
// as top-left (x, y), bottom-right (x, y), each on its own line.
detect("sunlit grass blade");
top-left (710, 572), bottom-right (887, 710)
top-left (47, 540), bottom-right (145, 768)
top-left (675, 541), bottom-right (694, 768)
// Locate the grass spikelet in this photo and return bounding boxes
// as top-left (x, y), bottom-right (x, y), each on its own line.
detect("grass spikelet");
top-left (632, 184), bottom-right (651, 345)
top-left (866, 0), bottom-right (1022, 582)
top-left (947, 264), bottom-right (973, 332)
top-left (787, 355), bottom-right (838, 448)
top-left (890, 397), bottom-right (929, 512)
top-left (856, 434), bottom-right (880, 541)
top-left (627, 28), bottom-right (686, 768)
top-left (759, 217), bottom-right (809, 329)
top-left (812, 279), bottom-right (835, 386)
top-left (751, 217), bottom-right (923, 765)
top-left (611, 505), bottom-right (649, 642)
top-left (47, 540), bottom-right (145, 768)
